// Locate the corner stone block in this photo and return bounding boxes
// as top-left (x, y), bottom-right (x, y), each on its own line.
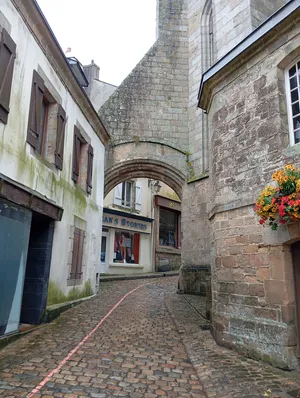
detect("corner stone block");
top-left (264, 280), bottom-right (286, 305)
top-left (281, 305), bottom-right (296, 324)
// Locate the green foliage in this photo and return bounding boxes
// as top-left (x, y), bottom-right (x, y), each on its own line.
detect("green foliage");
top-left (47, 280), bottom-right (93, 306)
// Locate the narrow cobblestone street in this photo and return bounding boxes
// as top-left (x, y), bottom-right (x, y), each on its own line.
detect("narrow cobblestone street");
top-left (0, 277), bottom-right (299, 398)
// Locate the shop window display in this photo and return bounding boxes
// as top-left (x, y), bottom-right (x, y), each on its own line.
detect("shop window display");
top-left (113, 230), bottom-right (140, 264)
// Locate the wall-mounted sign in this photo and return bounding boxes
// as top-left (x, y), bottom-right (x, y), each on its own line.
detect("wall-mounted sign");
top-left (102, 212), bottom-right (152, 234)
top-left (155, 196), bottom-right (181, 212)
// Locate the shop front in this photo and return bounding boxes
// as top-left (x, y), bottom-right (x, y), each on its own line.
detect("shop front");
top-left (0, 175), bottom-right (62, 337)
top-left (154, 196), bottom-right (181, 271)
top-left (100, 208), bottom-right (153, 275)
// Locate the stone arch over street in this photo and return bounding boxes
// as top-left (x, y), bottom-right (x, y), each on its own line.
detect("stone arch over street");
top-left (104, 157), bottom-right (186, 199)
top-left (104, 140), bottom-right (188, 198)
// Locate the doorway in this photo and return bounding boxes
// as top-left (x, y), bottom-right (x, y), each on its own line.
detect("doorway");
top-left (20, 212), bottom-right (54, 325)
top-left (100, 231), bottom-right (109, 274)
top-left (291, 241), bottom-right (300, 355)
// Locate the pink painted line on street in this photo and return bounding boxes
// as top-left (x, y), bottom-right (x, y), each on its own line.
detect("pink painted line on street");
top-left (27, 282), bottom-right (152, 398)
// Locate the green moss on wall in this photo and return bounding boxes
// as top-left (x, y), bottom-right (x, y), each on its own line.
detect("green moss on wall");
top-left (47, 279), bottom-right (93, 306)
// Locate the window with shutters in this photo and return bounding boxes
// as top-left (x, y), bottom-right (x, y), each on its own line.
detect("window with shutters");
top-left (72, 125), bottom-right (94, 194)
top-left (70, 227), bottom-right (85, 281)
top-left (27, 70), bottom-right (66, 169)
top-left (0, 28), bottom-right (16, 125)
top-left (114, 181), bottom-right (133, 208)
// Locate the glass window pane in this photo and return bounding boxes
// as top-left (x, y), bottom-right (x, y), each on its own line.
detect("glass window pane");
top-left (291, 89), bottom-right (299, 103)
top-left (292, 102), bottom-right (300, 116)
top-left (293, 115), bottom-right (300, 131)
top-left (289, 65), bottom-right (296, 77)
top-left (297, 61), bottom-right (300, 71)
top-left (113, 230), bottom-right (139, 263)
top-left (126, 182), bottom-right (132, 207)
top-left (101, 236), bottom-right (106, 262)
top-left (290, 76), bottom-right (298, 90)
top-left (159, 209), bottom-right (178, 247)
top-left (294, 129), bottom-right (300, 144)
top-left (38, 101), bottom-right (48, 154)
top-left (121, 182), bottom-right (126, 205)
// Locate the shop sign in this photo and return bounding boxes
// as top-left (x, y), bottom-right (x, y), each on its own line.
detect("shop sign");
top-left (102, 213), bottom-right (151, 234)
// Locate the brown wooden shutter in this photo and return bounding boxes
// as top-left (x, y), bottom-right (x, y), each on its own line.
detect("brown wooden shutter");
top-left (70, 227), bottom-right (85, 279)
top-left (0, 29), bottom-right (16, 124)
top-left (77, 229), bottom-right (85, 278)
top-left (86, 144), bottom-right (94, 194)
top-left (72, 126), bottom-right (81, 182)
top-left (70, 227), bottom-right (79, 279)
top-left (27, 70), bottom-right (45, 149)
top-left (55, 104), bottom-right (66, 170)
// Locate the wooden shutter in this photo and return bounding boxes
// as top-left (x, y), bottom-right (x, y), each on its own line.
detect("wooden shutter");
top-left (72, 126), bottom-right (81, 182)
top-left (71, 227), bottom-right (85, 279)
top-left (114, 183), bottom-right (123, 206)
top-left (55, 104), bottom-right (66, 170)
top-left (133, 233), bottom-right (140, 264)
top-left (27, 70), bottom-right (45, 149)
top-left (135, 182), bottom-right (142, 211)
top-left (86, 144), bottom-right (94, 194)
top-left (0, 29), bottom-right (16, 124)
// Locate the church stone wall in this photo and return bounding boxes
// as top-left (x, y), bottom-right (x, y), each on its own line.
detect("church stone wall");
top-left (99, 0), bottom-right (189, 153)
top-left (213, 0), bottom-right (289, 61)
top-left (208, 17), bottom-right (300, 368)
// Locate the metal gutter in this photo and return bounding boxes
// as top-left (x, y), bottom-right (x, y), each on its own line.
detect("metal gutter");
top-left (198, 0), bottom-right (300, 108)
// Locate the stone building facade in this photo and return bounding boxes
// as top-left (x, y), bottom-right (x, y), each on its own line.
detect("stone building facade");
top-left (198, 1), bottom-right (300, 369)
top-left (0, 0), bottom-right (108, 336)
top-left (98, 0), bottom-right (300, 368)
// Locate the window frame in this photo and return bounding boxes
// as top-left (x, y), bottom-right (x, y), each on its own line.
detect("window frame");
top-left (121, 181), bottom-right (133, 208)
top-left (69, 226), bottom-right (85, 282)
top-left (38, 97), bottom-right (49, 156)
top-left (113, 229), bottom-right (140, 265)
top-left (285, 58), bottom-right (300, 146)
top-left (0, 28), bottom-right (16, 125)
top-left (27, 70), bottom-right (66, 168)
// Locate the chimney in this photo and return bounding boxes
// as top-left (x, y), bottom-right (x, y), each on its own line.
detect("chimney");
top-left (83, 60), bottom-right (100, 85)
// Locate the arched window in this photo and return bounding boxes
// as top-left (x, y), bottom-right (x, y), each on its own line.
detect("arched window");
top-left (208, 7), bottom-right (214, 68)
top-left (286, 59), bottom-right (300, 145)
top-left (200, 0), bottom-right (213, 172)
top-left (201, 0), bottom-right (213, 73)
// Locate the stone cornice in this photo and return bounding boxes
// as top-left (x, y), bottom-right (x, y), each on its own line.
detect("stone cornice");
top-left (11, 0), bottom-right (110, 145)
top-left (198, 1), bottom-right (300, 111)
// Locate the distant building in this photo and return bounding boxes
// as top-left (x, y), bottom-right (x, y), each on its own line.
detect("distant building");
top-left (101, 178), bottom-right (181, 275)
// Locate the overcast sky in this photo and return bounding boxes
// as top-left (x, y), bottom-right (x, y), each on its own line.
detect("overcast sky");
top-left (37, 0), bottom-right (157, 87)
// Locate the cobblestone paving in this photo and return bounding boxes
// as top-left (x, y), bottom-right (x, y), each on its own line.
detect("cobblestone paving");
top-left (165, 294), bottom-right (300, 398)
top-left (0, 277), bottom-right (299, 398)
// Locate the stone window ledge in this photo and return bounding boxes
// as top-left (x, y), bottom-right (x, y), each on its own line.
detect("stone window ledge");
top-left (109, 263), bottom-right (143, 269)
top-left (157, 246), bottom-right (181, 255)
